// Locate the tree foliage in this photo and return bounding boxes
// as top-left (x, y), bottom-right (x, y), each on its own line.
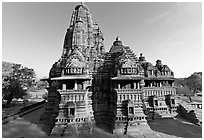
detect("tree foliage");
top-left (36, 80), bottom-right (49, 90)
top-left (175, 72), bottom-right (202, 96)
top-left (2, 61), bottom-right (36, 104)
top-left (176, 86), bottom-right (193, 96)
top-left (185, 72), bottom-right (202, 92)
top-left (3, 79), bottom-right (26, 104)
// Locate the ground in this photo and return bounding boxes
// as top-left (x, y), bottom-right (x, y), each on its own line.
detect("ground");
top-left (148, 117), bottom-right (202, 138)
top-left (2, 106), bottom-right (47, 138)
top-left (2, 101), bottom-right (34, 118)
top-left (2, 104), bottom-right (202, 138)
top-left (177, 95), bottom-right (202, 103)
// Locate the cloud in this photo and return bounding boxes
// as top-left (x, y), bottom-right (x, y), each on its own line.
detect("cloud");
top-left (156, 27), bottom-right (201, 55)
top-left (153, 26), bottom-right (202, 78)
top-left (175, 3), bottom-right (201, 17)
top-left (145, 3), bottom-right (201, 25)
top-left (145, 11), bottom-right (172, 24)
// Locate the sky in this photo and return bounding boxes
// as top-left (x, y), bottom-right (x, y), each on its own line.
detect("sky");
top-left (2, 2), bottom-right (202, 78)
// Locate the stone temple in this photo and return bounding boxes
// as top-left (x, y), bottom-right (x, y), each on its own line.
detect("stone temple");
top-left (42, 3), bottom-right (177, 136)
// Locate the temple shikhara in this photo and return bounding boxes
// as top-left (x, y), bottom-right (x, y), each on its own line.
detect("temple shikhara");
top-left (42, 3), bottom-right (178, 136)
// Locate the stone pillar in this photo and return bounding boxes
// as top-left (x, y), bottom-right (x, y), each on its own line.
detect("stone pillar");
top-left (77, 95), bottom-right (79, 101)
top-left (134, 82), bottom-right (136, 89)
top-left (74, 80), bottom-right (77, 90)
top-left (160, 82), bottom-right (162, 87)
top-left (118, 83), bottom-right (121, 89)
top-left (61, 69), bottom-right (64, 76)
top-left (61, 95), bottom-right (64, 102)
top-left (67, 108), bottom-right (70, 116)
top-left (137, 82), bottom-right (140, 89)
top-left (83, 81), bottom-right (86, 90)
top-left (172, 82), bottom-right (174, 87)
top-left (62, 84), bottom-right (66, 90)
top-left (150, 82), bottom-right (152, 87)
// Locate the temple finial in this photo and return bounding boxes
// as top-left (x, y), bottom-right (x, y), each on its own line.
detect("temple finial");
top-left (116, 36), bottom-right (120, 41)
top-left (140, 53), bottom-right (143, 57)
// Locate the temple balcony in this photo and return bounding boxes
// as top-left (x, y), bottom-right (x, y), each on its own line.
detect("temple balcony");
top-left (155, 75), bottom-right (174, 79)
top-left (143, 87), bottom-right (176, 98)
top-left (143, 86), bottom-right (176, 91)
top-left (115, 88), bottom-right (143, 94)
top-left (111, 74), bottom-right (144, 80)
top-left (146, 72), bottom-right (174, 78)
top-left (58, 89), bottom-right (92, 95)
top-left (115, 89), bottom-right (143, 102)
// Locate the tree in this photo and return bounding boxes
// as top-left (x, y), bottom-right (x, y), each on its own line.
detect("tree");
top-left (4, 78), bottom-right (26, 104)
top-left (174, 72), bottom-right (202, 96)
top-left (176, 86), bottom-right (193, 96)
top-left (2, 61), bottom-right (36, 104)
top-left (36, 80), bottom-right (49, 90)
top-left (11, 64), bottom-right (36, 88)
top-left (186, 73), bottom-right (202, 93)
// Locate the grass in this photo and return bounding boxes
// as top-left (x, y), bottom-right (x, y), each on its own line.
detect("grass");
top-left (2, 101), bottom-right (35, 118)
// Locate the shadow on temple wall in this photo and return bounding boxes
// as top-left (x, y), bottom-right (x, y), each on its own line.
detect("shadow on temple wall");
top-left (38, 88), bottom-right (61, 135)
top-left (121, 100), bottom-right (128, 116)
top-left (147, 96), bottom-right (154, 107)
top-left (91, 66), bottom-right (117, 134)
